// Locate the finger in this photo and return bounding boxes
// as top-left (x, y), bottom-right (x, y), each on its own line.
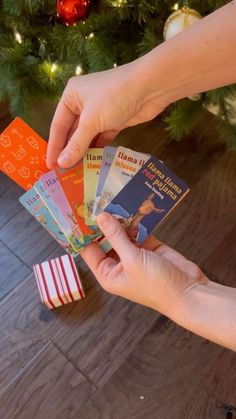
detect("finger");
top-left (47, 100), bottom-right (77, 169)
top-left (57, 112), bottom-right (97, 168)
top-left (96, 212), bottom-right (138, 262)
top-left (81, 242), bottom-right (108, 274)
top-left (80, 242), bottom-right (123, 291)
top-left (93, 130), bottom-right (120, 147)
top-left (66, 115), bottom-right (80, 144)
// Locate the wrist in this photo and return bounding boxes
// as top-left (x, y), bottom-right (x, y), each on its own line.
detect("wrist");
top-left (170, 278), bottom-right (236, 350)
top-left (148, 261), bottom-right (208, 319)
top-left (128, 49), bottom-right (175, 114)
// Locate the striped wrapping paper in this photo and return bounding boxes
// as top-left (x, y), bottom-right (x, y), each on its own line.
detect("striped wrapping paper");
top-left (33, 254), bottom-right (85, 309)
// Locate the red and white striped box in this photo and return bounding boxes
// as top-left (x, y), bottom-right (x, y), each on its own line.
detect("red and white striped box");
top-left (33, 254), bottom-right (85, 309)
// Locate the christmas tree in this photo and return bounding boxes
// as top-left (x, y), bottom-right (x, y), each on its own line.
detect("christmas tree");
top-left (0, 0), bottom-right (235, 147)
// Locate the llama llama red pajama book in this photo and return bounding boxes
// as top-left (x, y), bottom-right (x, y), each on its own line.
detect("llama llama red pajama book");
top-left (104, 156), bottom-right (189, 243)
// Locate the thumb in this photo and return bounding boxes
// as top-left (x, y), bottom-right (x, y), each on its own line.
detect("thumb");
top-left (57, 114), bottom-right (96, 168)
top-left (96, 212), bottom-right (138, 262)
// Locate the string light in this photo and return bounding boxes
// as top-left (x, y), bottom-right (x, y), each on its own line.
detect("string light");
top-left (50, 63), bottom-right (58, 73)
top-left (113, 63), bottom-right (117, 67)
top-left (75, 65), bottom-right (82, 75)
top-left (113, 0), bottom-right (127, 7)
top-left (41, 62), bottom-right (60, 78)
top-left (15, 32), bottom-right (22, 44)
top-left (172, 3), bottom-right (179, 10)
top-left (89, 32), bottom-right (94, 38)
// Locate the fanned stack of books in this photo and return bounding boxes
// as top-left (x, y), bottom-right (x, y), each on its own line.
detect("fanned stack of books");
top-left (20, 145), bottom-right (189, 255)
top-left (0, 117), bottom-right (189, 257)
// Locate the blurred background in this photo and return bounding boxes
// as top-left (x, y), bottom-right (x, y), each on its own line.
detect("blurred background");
top-left (0, 0), bottom-right (236, 149)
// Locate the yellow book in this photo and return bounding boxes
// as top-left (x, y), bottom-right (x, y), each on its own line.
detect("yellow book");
top-left (83, 148), bottom-right (103, 225)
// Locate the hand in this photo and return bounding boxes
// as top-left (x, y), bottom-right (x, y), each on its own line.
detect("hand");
top-left (81, 212), bottom-right (207, 316)
top-left (46, 63), bottom-right (168, 169)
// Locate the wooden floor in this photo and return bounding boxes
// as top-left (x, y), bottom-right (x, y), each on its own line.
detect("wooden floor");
top-left (0, 104), bottom-right (236, 419)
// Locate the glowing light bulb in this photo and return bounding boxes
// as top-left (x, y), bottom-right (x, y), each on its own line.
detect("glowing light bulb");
top-left (51, 63), bottom-right (58, 73)
top-left (89, 32), bottom-right (94, 38)
top-left (113, 63), bottom-right (117, 68)
top-left (75, 65), bottom-right (82, 75)
top-left (114, 0), bottom-right (126, 7)
top-left (15, 32), bottom-right (22, 44)
top-left (173, 3), bottom-right (179, 10)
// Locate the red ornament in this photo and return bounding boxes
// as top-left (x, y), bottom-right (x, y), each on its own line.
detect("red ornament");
top-left (56, 0), bottom-right (91, 26)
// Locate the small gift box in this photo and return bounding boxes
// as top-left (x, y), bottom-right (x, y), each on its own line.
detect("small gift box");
top-left (33, 254), bottom-right (85, 309)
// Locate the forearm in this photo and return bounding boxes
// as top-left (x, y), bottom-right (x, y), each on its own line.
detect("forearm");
top-left (133, 1), bottom-right (236, 108)
top-left (171, 280), bottom-right (236, 351)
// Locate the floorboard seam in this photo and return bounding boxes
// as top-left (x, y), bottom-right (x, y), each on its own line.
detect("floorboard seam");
top-left (0, 341), bottom-right (51, 397)
top-left (0, 239), bottom-right (31, 269)
top-left (51, 339), bottom-right (97, 389)
top-left (0, 207), bottom-right (24, 231)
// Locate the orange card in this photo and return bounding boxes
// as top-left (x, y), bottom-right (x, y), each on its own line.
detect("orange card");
top-left (55, 162), bottom-right (97, 237)
top-left (0, 117), bottom-right (48, 190)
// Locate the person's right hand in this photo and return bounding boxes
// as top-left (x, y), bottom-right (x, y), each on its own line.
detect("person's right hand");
top-left (81, 212), bottom-right (207, 315)
top-left (46, 62), bottom-right (168, 169)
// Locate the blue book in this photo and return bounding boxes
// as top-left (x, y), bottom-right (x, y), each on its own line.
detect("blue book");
top-left (104, 156), bottom-right (189, 243)
top-left (92, 146), bottom-right (116, 218)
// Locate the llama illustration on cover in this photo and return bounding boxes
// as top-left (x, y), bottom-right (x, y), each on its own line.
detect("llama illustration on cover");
top-left (55, 160), bottom-right (101, 243)
top-left (95, 146), bottom-right (150, 215)
top-left (92, 146), bottom-right (116, 218)
top-left (104, 156), bottom-right (189, 243)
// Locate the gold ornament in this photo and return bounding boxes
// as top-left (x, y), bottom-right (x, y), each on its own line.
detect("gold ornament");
top-left (163, 6), bottom-right (202, 41)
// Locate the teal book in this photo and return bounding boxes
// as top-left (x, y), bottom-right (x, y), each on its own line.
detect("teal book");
top-left (19, 187), bottom-right (77, 255)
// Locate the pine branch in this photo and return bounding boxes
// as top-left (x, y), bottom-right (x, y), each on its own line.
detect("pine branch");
top-left (2, 0), bottom-right (49, 16)
top-left (215, 117), bottom-right (236, 149)
top-left (138, 18), bottom-right (163, 55)
top-left (165, 99), bottom-right (203, 141)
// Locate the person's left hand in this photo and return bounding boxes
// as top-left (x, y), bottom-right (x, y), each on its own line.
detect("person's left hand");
top-left (80, 212), bottom-right (207, 316)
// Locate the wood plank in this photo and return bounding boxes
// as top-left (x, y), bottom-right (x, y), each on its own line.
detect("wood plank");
top-left (202, 349), bottom-right (236, 408)
top-left (154, 152), bottom-right (236, 271)
top-left (0, 272), bottom-right (84, 392)
top-left (184, 389), bottom-right (226, 419)
top-left (52, 284), bottom-right (159, 389)
top-left (202, 225), bottom-right (236, 287)
top-left (0, 174), bottom-right (23, 228)
top-left (0, 240), bottom-right (31, 301)
top-left (0, 341), bottom-right (94, 419)
top-left (78, 389), bottom-right (225, 419)
top-left (0, 208), bottom-right (62, 267)
top-left (77, 316), bottom-right (223, 419)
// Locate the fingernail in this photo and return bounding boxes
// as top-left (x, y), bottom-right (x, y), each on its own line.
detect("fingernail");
top-left (58, 151), bottom-right (72, 167)
top-left (96, 212), bottom-right (111, 228)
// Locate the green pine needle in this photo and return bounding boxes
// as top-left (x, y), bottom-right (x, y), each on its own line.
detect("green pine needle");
top-left (164, 99), bottom-right (203, 141)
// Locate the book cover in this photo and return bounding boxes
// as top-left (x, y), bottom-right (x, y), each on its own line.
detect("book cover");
top-left (39, 171), bottom-right (84, 252)
top-left (83, 148), bottom-right (103, 225)
top-left (0, 117), bottom-right (48, 190)
top-left (19, 188), bottom-right (76, 255)
top-left (96, 146), bottom-right (150, 215)
top-left (55, 162), bottom-right (101, 243)
top-left (104, 156), bottom-right (190, 243)
top-left (92, 146), bottom-right (116, 218)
